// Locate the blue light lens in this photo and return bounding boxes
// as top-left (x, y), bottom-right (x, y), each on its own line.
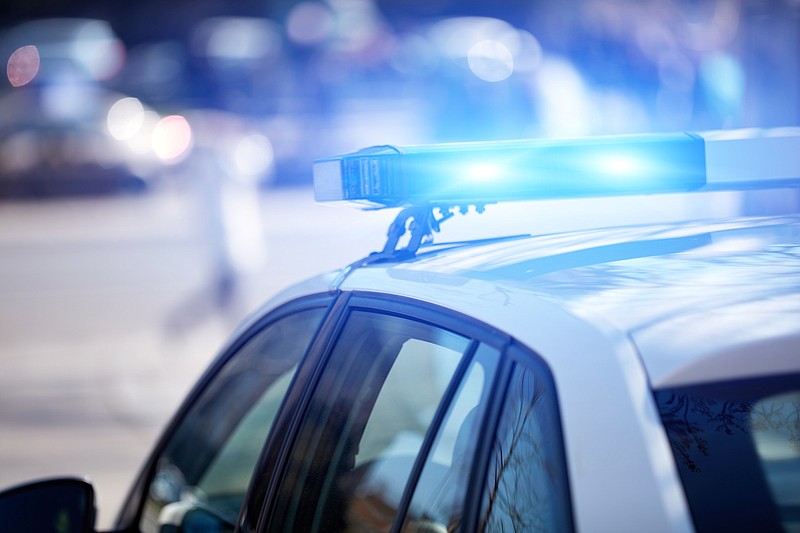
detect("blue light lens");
top-left (314, 133), bottom-right (707, 207)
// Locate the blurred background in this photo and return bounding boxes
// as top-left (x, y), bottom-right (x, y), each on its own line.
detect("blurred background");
top-left (1, 0), bottom-right (799, 528)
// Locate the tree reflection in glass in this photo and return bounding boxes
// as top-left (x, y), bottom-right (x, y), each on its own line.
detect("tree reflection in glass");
top-left (479, 361), bottom-right (572, 533)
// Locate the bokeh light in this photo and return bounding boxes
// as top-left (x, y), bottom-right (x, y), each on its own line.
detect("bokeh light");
top-left (200, 17), bottom-right (281, 61)
top-left (595, 154), bottom-right (643, 177)
top-left (286, 2), bottom-right (334, 45)
top-left (467, 40), bottom-right (514, 82)
top-left (234, 134), bottom-right (274, 178)
top-left (151, 115), bottom-right (192, 162)
top-left (71, 19), bottom-right (125, 80)
top-left (107, 97), bottom-right (145, 141)
top-left (6, 45), bottom-right (40, 87)
top-left (326, 0), bottom-right (386, 54)
top-left (700, 53), bottom-right (745, 121)
top-left (430, 17), bottom-right (517, 60)
top-left (124, 110), bottom-right (161, 155)
top-left (466, 162), bottom-right (502, 182)
top-left (534, 56), bottom-right (593, 137)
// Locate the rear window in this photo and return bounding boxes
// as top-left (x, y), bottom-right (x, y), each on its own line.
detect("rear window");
top-left (654, 373), bottom-right (800, 533)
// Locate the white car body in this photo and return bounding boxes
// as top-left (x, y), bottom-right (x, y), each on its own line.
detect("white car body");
top-left (253, 212), bottom-right (800, 532)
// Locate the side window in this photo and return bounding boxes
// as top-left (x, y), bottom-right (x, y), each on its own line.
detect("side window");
top-left (270, 310), bottom-right (472, 532)
top-left (655, 376), bottom-right (800, 532)
top-left (401, 344), bottom-right (500, 532)
top-left (139, 306), bottom-right (327, 533)
top-left (750, 391), bottom-right (800, 532)
top-left (478, 348), bottom-right (573, 532)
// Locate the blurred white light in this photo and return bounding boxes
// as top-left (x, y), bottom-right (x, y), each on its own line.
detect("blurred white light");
top-left (107, 97), bottom-right (145, 140)
top-left (533, 56), bottom-right (592, 137)
top-left (467, 40), bottom-right (514, 82)
top-left (234, 134), bottom-right (274, 177)
top-left (221, 185), bottom-right (268, 271)
top-left (201, 17), bottom-right (281, 60)
top-left (431, 17), bottom-right (517, 59)
top-left (287, 2), bottom-right (334, 45)
top-left (326, 0), bottom-right (385, 54)
top-left (71, 20), bottom-right (125, 80)
top-left (513, 30), bottom-right (543, 73)
top-left (428, 17), bottom-right (542, 81)
top-left (596, 155), bottom-right (642, 177)
top-left (7, 45), bottom-right (40, 87)
top-left (152, 115), bottom-right (192, 162)
top-left (700, 53), bottom-right (745, 115)
top-left (125, 110), bottom-right (160, 155)
top-left (466, 162), bottom-right (502, 181)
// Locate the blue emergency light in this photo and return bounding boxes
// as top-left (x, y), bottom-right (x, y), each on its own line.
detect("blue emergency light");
top-left (315, 129), bottom-right (800, 260)
top-left (314, 133), bottom-right (708, 207)
top-left (314, 129), bottom-right (800, 208)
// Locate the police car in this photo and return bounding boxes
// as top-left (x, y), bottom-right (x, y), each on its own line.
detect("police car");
top-left (1, 129), bottom-right (799, 533)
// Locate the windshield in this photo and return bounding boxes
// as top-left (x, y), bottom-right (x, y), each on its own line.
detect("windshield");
top-left (655, 373), bottom-right (800, 533)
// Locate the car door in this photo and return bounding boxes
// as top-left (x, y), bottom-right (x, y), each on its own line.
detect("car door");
top-left (115, 296), bottom-right (332, 533)
top-left (256, 294), bottom-right (573, 533)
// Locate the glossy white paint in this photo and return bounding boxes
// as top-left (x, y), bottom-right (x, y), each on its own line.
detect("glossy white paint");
top-left (250, 213), bottom-right (800, 532)
top-left (337, 268), bottom-right (694, 532)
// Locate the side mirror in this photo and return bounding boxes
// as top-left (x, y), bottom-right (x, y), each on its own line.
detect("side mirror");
top-left (0, 477), bottom-right (95, 533)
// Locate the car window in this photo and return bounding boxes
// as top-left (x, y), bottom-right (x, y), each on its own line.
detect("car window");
top-left (400, 343), bottom-right (500, 532)
top-left (478, 348), bottom-right (573, 533)
top-left (268, 310), bottom-right (472, 532)
top-left (139, 307), bottom-right (327, 533)
top-left (750, 390), bottom-right (800, 530)
top-left (655, 373), bottom-right (800, 533)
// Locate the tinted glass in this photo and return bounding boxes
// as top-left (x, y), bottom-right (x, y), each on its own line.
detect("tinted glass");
top-left (400, 343), bottom-right (500, 532)
top-left (478, 352), bottom-right (573, 532)
top-left (270, 310), bottom-right (471, 532)
top-left (655, 373), bottom-right (800, 533)
top-left (139, 307), bottom-right (326, 533)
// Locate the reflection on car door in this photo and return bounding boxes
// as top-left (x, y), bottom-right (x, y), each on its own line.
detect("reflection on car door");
top-left (137, 305), bottom-right (328, 533)
top-left (264, 301), bottom-right (573, 533)
top-left (268, 309), bottom-right (476, 532)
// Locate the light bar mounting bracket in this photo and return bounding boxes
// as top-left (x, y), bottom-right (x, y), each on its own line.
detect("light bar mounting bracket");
top-left (365, 204), bottom-right (484, 262)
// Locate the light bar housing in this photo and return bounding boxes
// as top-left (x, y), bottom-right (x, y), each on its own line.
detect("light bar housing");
top-left (313, 129), bottom-right (800, 208)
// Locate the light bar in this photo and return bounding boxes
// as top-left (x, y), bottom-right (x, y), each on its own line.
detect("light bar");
top-left (314, 129), bottom-right (800, 208)
top-left (700, 128), bottom-right (800, 190)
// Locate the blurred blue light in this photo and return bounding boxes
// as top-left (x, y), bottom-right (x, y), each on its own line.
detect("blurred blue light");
top-left (465, 162), bottom-right (503, 182)
top-left (700, 53), bottom-right (745, 119)
top-left (314, 132), bottom-right (708, 207)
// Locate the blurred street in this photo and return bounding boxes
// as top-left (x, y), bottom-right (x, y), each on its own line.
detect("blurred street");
top-left (0, 175), bottom-right (790, 528)
top-left (0, 186), bottom-right (394, 527)
top-left (0, 1), bottom-right (798, 526)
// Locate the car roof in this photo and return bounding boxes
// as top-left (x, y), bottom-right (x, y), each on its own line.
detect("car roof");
top-left (312, 213), bottom-right (799, 389)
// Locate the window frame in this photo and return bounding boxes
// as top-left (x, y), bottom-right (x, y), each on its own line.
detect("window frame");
top-left (114, 293), bottom-right (336, 533)
top-left (468, 342), bottom-right (576, 533)
top-left (251, 291), bottom-right (573, 533)
top-left (117, 289), bottom-right (573, 533)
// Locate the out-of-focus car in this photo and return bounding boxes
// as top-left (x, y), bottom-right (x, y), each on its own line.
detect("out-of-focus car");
top-left (1, 129), bottom-right (799, 533)
top-left (0, 19), bottom-right (175, 198)
top-left (0, 83), bottom-right (189, 198)
top-left (0, 120), bottom-right (147, 198)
